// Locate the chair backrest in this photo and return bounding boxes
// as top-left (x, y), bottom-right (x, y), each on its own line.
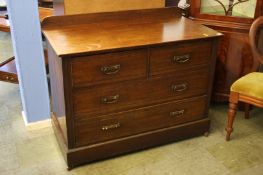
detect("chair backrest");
top-left (249, 16), bottom-right (263, 65)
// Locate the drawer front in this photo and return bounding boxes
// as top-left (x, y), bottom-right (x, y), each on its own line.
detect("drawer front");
top-left (150, 40), bottom-right (212, 76)
top-left (73, 68), bottom-right (209, 117)
top-left (75, 96), bottom-right (207, 146)
top-left (0, 73), bottom-right (18, 83)
top-left (71, 49), bottom-right (147, 87)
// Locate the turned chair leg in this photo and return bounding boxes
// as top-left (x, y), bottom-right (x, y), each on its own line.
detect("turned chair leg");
top-left (226, 101), bottom-right (238, 141)
top-left (244, 103), bottom-right (250, 119)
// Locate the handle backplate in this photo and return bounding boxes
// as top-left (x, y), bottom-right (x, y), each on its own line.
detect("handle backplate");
top-left (101, 94), bottom-right (120, 104)
top-left (101, 64), bottom-right (121, 75)
top-left (172, 54), bottom-right (191, 64)
top-left (171, 83), bottom-right (188, 92)
top-left (102, 123), bottom-right (121, 131)
top-left (170, 109), bottom-right (185, 117)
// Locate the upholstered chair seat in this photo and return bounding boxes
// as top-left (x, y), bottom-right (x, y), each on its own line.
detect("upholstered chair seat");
top-left (231, 72), bottom-right (263, 100)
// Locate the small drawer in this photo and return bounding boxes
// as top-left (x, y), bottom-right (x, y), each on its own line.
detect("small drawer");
top-left (0, 73), bottom-right (18, 83)
top-left (70, 49), bottom-right (147, 87)
top-left (150, 40), bottom-right (212, 76)
top-left (75, 96), bottom-right (207, 146)
top-left (72, 67), bottom-right (209, 117)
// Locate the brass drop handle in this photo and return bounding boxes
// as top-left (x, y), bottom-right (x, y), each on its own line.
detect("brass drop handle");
top-left (102, 123), bottom-right (121, 131)
top-left (171, 83), bottom-right (188, 92)
top-left (170, 110), bottom-right (185, 117)
top-left (101, 64), bottom-right (121, 75)
top-left (101, 94), bottom-right (120, 104)
top-left (172, 54), bottom-right (191, 63)
top-left (5, 76), bottom-right (14, 81)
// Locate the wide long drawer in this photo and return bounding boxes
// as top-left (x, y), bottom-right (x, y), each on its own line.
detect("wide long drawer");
top-left (70, 49), bottom-right (147, 87)
top-left (75, 96), bottom-right (207, 146)
top-left (73, 67), bottom-right (209, 117)
top-left (150, 40), bottom-right (212, 76)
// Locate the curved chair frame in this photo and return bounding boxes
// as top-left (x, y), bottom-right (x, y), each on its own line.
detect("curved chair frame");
top-left (226, 16), bottom-right (263, 141)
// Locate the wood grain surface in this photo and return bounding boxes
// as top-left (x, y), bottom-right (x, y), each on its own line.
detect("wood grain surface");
top-left (42, 7), bottom-right (222, 57)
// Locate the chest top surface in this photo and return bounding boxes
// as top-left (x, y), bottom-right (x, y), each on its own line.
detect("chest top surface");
top-left (42, 7), bottom-right (222, 57)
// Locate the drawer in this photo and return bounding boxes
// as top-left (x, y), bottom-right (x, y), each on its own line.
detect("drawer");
top-left (75, 96), bottom-right (207, 146)
top-left (70, 49), bottom-right (147, 87)
top-left (73, 67), bottom-right (209, 117)
top-left (0, 72), bottom-right (18, 83)
top-left (150, 40), bottom-right (212, 76)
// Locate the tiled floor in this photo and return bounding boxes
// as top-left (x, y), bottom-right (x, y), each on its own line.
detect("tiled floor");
top-left (1, 32), bottom-right (263, 175)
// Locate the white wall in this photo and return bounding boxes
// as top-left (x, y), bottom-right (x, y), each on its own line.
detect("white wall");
top-left (0, 0), bottom-right (6, 6)
top-left (6, 0), bottom-right (50, 124)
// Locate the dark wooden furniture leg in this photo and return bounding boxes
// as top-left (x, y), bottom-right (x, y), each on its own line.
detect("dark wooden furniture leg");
top-left (226, 92), bottom-right (238, 141)
top-left (244, 103), bottom-right (250, 119)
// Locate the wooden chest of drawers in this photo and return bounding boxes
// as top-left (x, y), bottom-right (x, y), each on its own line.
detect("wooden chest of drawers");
top-left (42, 7), bottom-right (222, 169)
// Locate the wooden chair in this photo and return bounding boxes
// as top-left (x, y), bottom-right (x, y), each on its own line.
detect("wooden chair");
top-left (226, 16), bottom-right (263, 141)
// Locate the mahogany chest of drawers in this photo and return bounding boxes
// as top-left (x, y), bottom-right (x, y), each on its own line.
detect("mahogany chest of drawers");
top-left (42, 7), bottom-right (222, 168)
